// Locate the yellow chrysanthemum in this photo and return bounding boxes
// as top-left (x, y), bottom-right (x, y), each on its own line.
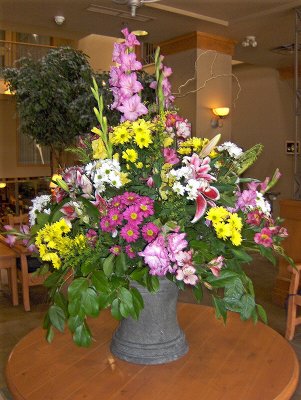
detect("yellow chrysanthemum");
top-left (177, 147), bottom-right (191, 155)
top-left (231, 229), bottom-right (242, 246)
top-left (122, 148), bottom-right (138, 163)
top-left (135, 131), bottom-right (153, 149)
top-left (131, 119), bottom-right (152, 136)
top-left (228, 213), bottom-right (243, 231)
top-left (214, 222), bottom-right (232, 240)
top-left (120, 172), bottom-right (131, 185)
top-left (111, 125), bottom-right (132, 145)
top-left (135, 161), bottom-right (143, 169)
top-left (206, 207), bottom-right (229, 225)
top-left (163, 137), bottom-right (174, 147)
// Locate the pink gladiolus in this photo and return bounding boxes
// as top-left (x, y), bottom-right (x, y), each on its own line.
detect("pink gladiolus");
top-left (254, 228), bottom-right (273, 248)
top-left (117, 94), bottom-right (148, 121)
top-left (246, 210), bottom-right (263, 226)
top-left (119, 73), bottom-right (143, 98)
top-left (120, 52), bottom-right (142, 72)
top-left (138, 235), bottom-right (170, 276)
top-left (121, 28), bottom-right (140, 47)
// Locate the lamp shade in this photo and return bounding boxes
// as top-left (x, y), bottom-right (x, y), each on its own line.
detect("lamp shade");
top-left (212, 107), bottom-right (230, 117)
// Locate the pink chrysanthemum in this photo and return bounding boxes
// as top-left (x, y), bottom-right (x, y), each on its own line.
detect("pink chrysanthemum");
top-left (108, 209), bottom-right (123, 227)
top-left (122, 192), bottom-right (140, 206)
top-left (125, 245), bottom-right (136, 259)
top-left (100, 216), bottom-right (114, 232)
top-left (142, 222), bottom-right (160, 243)
top-left (110, 245), bottom-right (122, 255)
top-left (123, 205), bottom-right (143, 224)
top-left (120, 223), bottom-right (140, 243)
top-left (138, 199), bottom-right (154, 218)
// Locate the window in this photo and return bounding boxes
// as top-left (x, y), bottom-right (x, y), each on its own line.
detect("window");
top-left (18, 132), bottom-right (50, 165)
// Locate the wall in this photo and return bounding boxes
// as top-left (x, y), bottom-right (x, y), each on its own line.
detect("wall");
top-left (231, 64), bottom-right (295, 201)
top-left (77, 34), bottom-right (116, 72)
top-left (0, 96), bottom-right (50, 179)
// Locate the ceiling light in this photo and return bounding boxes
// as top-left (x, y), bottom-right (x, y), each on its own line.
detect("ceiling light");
top-left (131, 30), bottom-right (148, 36)
top-left (241, 36), bottom-right (257, 48)
top-left (54, 15), bottom-right (65, 25)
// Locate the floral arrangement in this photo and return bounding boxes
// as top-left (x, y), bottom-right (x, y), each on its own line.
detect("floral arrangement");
top-left (4, 29), bottom-right (292, 347)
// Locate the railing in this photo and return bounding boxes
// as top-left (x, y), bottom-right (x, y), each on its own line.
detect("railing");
top-left (0, 40), bottom-right (56, 68)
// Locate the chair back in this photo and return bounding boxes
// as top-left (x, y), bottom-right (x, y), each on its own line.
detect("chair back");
top-left (8, 213), bottom-right (29, 228)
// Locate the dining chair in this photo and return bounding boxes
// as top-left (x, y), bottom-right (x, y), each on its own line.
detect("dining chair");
top-left (7, 213), bottom-right (29, 228)
top-left (0, 239), bottom-right (19, 306)
top-left (285, 264), bottom-right (301, 340)
top-left (12, 241), bottom-right (46, 311)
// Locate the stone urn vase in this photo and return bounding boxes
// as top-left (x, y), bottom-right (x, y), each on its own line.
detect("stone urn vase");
top-left (110, 278), bottom-right (188, 365)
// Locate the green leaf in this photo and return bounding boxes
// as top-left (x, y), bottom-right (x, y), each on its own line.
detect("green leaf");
top-left (130, 287), bottom-right (144, 308)
top-left (212, 296), bottom-right (227, 323)
top-left (259, 246), bottom-right (276, 265)
top-left (115, 252), bottom-right (127, 275)
top-left (111, 298), bottom-right (122, 320)
top-left (43, 311), bottom-right (50, 329)
top-left (46, 326), bottom-right (54, 343)
top-left (130, 267), bottom-right (148, 283)
top-left (103, 253), bottom-right (115, 277)
top-left (91, 270), bottom-right (109, 292)
top-left (207, 271), bottom-right (239, 288)
top-left (98, 292), bottom-right (110, 309)
top-left (80, 196), bottom-right (100, 221)
top-left (48, 305), bottom-right (65, 333)
top-left (240, 294), bottom-right (256, 320)
top-left (119, 302), bottom-right (131, 318)
top-left (73, 322), bottom-right (92, 347)
top-left (231, 249), bottom-right (253, 263)
top-left (82, 288), bottom-right (100, 317)
top-left (119, 287), bottom-right (134, 316)
top-left (36, 212), bottom-right (50, 227)
top-left (192, 285), bottom-right (203, 303)
top-left (68, 315), bottom-right (84, 332)
top-left (256, 304), bottom-right (268, 324)
top-left (68, 278), bottom-right (89, 301)
top-left (53, 292), bottom-right (68, 317)
top-left (44, 271), bottom-right (62, 288)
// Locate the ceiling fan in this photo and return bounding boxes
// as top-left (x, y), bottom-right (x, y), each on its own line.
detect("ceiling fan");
top-left (112, 0), bottom-right (161, 17)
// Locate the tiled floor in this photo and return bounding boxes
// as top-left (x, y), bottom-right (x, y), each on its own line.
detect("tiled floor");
top-left (1, 255), bottom-right (301, 399)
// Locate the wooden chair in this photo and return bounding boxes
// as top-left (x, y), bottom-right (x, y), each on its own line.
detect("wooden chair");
top-left (0, 227), bottom-right (46, 311)
top-left (7, 213), bottom-right (29, 228)
top-left (285, 264), bottom-right (301, 340)
top-left (0, 240), bottom-right (19, 306)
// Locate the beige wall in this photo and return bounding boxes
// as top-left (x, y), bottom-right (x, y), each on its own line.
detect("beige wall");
top-left (77, 34), bottom-right (116, 72)
top-left (231, 64), bottom-right (295, 201)
top-left (0, 96), bottom-right (50, 179)
top-left (166, 49), bottom-right (232, 139)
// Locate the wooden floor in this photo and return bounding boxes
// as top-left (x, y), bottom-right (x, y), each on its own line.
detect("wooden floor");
top-left (5, 304), bottom-right (299, 400)
top-left (1, 255), bottom-right (301, 399)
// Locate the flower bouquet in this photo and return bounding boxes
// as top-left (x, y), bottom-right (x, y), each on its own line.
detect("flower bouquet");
top-left (5, 29), bottom-right (292, 349)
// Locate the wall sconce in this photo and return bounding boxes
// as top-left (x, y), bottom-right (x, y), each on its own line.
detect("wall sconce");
top-left (0, 182), bottom-right (7, 189)
top-left (0, 79), bottom-right (14, 95)
top-left (211, 107), bottom-right (230, 128)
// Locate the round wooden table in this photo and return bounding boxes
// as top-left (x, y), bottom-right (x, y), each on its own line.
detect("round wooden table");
top-left (6, 304), bottom-right (299, 400)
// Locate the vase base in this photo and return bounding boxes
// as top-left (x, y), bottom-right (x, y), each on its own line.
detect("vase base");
top-left (110, 329), bottom-right (189, 365)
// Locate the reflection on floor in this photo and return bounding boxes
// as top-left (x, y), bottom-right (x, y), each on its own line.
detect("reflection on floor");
top-left (0, 255), bottom-right (301, 399)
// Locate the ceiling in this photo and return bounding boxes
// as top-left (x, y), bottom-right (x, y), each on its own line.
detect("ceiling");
top-left (1, 0), bottom-right (301, 68)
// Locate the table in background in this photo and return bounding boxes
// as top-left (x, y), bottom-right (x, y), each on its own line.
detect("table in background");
top-left (6, 304), bottom-right (299, 400)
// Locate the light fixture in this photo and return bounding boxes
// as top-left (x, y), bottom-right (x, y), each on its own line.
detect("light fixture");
top-left (241, 36), bottom-right (257, 48)
top-left (131, 30), bottom-right (148, 36)
top-left (54, 15), bottom-right (65, 25)
top-left (0, 182), bottom-right (6, 189)
top-left (0, 79), bottom-right (14, 95)
top-left (211, 107), bottom-right (230, 128)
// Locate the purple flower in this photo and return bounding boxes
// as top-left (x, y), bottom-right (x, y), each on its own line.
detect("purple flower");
top-left (109, 66), bottom-right (122, 86)
top-left (120, 52), bottom-right (142, 72)
top-left (110, 245), bottom-right (122, 256)
top-left (123, 205), bottom-right (143, 224)
top-left (236, 189), bottom-right (257, 211)
top-left (125, 245), bottom-right (136, 259)
top-left (138, 235), bottom-right (170, 276)
top-left (119, 73), bottom-right (143, 98)
top-left (117, 94), bottom-right (148, 121)
top-left (121, 28), bottom-right (140, 47)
